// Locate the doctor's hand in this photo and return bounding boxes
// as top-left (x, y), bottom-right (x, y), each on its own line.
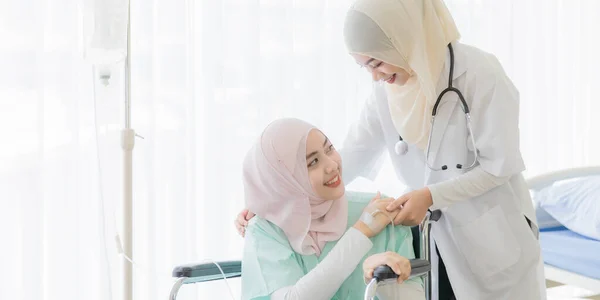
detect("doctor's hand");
top-left (387, 188), bottom-right (433, 226)
top-left (234, 208), bottom-right (255, 237)
top-left (363, 252), bottom-right (411, 284)
top-left (354, 192), bottom-right (401, 238)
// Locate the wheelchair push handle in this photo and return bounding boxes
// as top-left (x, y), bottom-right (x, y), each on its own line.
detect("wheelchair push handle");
top-left (365, 259), bottom-right (431, 300)
top-left (373, 258), bottom-right (431, 283)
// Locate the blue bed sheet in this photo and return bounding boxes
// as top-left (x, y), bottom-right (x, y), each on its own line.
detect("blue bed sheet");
top-left (540, 226), bottom-right (600, 280)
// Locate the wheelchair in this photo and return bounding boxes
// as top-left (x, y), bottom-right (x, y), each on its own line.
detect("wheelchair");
top-left (169, 210), bottom-right (442, 300)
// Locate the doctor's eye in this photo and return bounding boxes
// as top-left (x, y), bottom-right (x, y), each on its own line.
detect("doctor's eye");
top-left (308, 158), bottom-right (318, 167)
top-left (357, 60), bottom-right (383, 71)
top-left (364, 61), bottom-right (383, 71)
top-left (371, 61), bottom-right (383, 69)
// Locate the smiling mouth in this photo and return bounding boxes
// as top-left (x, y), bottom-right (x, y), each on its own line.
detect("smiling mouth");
top-left (324, 175), bottom-right (341, 188)
top-left (385, 74), bottom-right (396, 84)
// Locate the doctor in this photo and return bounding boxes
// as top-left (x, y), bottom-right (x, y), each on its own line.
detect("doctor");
top-left (338, 0), bottom-right (546, 299)
top-left (236, 0), bottom-right (547, 299)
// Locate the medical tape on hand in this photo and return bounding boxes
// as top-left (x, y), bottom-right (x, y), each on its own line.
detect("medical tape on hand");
top-left (360, 209), bottom-right (396, 250)
top-left (360, 209), bottom-right (383, 231)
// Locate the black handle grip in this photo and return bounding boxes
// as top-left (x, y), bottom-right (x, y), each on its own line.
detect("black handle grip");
top-left (373, 265), bottom-right (398, 281)
top-left (373, 259), bottom-right (431, 282)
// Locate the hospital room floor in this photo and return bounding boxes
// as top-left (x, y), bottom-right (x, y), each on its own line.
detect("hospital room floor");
top-left (546, 280), bottom-right (600, 300)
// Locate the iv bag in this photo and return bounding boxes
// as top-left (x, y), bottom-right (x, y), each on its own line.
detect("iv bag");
top-left (82, 0), bottom-right (129, 65)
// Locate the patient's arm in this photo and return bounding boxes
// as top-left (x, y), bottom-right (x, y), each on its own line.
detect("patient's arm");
top-left (270, 227), bottom-right (373, 300)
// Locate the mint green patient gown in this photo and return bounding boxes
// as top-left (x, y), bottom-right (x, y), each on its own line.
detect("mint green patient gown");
top-left (241, 191), bottom-right (422, 300)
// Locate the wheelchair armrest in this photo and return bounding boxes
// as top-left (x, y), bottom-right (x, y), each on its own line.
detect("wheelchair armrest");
top-left (172, 260), bottom-right (241, 284)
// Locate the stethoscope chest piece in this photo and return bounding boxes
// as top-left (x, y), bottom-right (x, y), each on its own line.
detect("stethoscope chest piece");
top-left (395, 139), bottom-right (408, 155)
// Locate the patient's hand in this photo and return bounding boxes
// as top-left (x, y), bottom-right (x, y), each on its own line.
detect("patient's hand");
top-left (234, 208), bottom-right (255, 237)
top-left (353, 192), bottom-right (401, 238)
top-left (363, 252), bottom-right (411, 284)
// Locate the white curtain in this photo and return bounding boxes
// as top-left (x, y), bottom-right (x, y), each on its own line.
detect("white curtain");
top-left (1, 0), bottom-right (600, 299)
top-left (0, 0), bottom-right (118, 299)
top-left (445, 0), bottom-right (600, 176)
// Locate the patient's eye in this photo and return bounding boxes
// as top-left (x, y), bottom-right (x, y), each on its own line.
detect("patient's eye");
top-left (308, 158), bottom-right (318, 167)
top-left (326, 144), bottom-right (334, 153)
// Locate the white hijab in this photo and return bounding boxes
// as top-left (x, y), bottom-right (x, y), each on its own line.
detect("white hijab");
top-left (344, 0), bottom-right (460, 149)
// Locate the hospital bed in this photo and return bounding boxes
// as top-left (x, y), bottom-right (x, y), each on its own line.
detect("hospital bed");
top-left (169, 209), bottom-right (441, 300)
top-left (527, 166), bottom-right (600, 293)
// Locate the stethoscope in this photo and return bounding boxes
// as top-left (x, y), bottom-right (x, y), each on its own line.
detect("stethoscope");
top-left (394, 43), bottom-right (479, 171)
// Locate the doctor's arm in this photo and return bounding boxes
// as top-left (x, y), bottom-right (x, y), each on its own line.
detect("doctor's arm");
top-left (427, 166), bottom-right (509, 209)
top-left (390, 167), bottom-right (510, 225)
top-left (339, 88), bottom-right (387, 184)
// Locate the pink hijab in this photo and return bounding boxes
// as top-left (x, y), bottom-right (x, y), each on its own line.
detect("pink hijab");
top-left (242, 118), bottom-right (348, 256)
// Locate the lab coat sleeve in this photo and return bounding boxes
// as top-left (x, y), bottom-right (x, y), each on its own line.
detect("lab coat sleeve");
top-left (339, 87), bottom-right (387, 184)
top-left (428, 165), bottom-right (510, 209)
top-left (468, 54), bottom-right (526, 177)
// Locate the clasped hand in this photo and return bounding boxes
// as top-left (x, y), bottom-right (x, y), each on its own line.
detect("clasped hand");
top-left (386, 187), bottom-right (433, 226)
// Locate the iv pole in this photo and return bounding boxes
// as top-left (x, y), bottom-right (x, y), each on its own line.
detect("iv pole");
top-left (88, 1), bottom-right (136, 298)
top-left (121, 1), bottom-right (134, 299)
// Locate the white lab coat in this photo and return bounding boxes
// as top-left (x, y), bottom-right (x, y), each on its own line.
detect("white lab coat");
top-left (340, 42), bottom-right (547, 300)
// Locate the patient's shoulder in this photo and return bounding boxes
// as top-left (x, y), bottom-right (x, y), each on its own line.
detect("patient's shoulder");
top-left (246, 217), bottom-right (290, 246)
top-left (244, 217), bottom-right (299, 263)
top-left (247, 217), bottom-right (284, 237)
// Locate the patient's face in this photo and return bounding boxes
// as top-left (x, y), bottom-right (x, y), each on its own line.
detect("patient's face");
top-left (305, 129), bottom-right (345, 200)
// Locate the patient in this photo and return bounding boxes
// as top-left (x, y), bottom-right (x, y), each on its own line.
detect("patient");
top-left (240, 118), bottom-right (425, 300)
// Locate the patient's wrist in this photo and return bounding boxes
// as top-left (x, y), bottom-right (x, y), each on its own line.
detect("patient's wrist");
top-left (353, 221), bottom-right (374, 238)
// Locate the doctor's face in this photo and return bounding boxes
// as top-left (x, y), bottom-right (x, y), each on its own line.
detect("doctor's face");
top-left (352, 54), bottom-right (411, 86)
top-left (305, 129), bottom-right (345, 200)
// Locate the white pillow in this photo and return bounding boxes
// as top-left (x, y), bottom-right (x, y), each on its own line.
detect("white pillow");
top-left (538, 176), bottom-right (600, 240)
top-left (531, 190), bottom-right (562, 229)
